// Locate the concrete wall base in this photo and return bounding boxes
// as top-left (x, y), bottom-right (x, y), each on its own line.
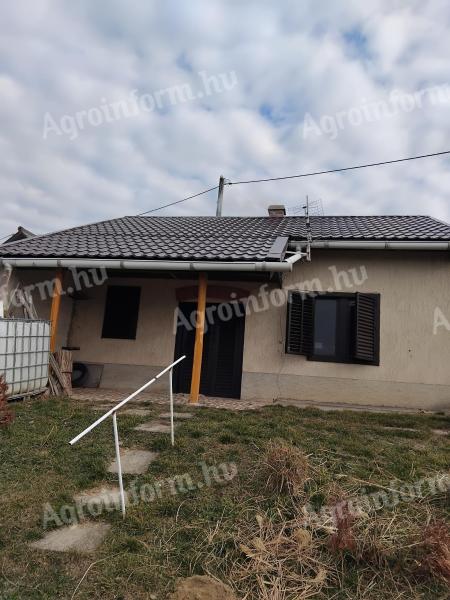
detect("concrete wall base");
top-left (83, 362), bottom-right (450, 412)
top-left (241, 372), bottom-right (450, 411)
top-left (100, 363), bottom-right (169, 392)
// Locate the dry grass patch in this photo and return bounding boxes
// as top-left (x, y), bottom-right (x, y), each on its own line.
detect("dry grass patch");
top-left (416, 521), bottom-right (450, 584)
top-left (227, 500), bottom-right (450, 600)
top-left (220, 440), bottom-right (450, 599)
top-left (231, 511), bottom-right (336, 600)
top-left (260, 440), bottom-right (311, 497)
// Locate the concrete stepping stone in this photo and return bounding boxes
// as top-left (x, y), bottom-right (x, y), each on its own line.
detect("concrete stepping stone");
top-left (29, 522), bottom-right (111, 553)
top-left (107, 448), bottom-right (159, 474)
top-left (159, 412), bottom-right (194, 420)
top-left (134, 421), bottom-right (176, 433)
top-left (121, 408), bottom-right (152, 416)
top-left (74, 485), bottom-right (128, 511)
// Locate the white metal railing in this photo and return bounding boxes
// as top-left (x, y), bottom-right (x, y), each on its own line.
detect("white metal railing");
top-left (69, 355), bottom-right (186, 517)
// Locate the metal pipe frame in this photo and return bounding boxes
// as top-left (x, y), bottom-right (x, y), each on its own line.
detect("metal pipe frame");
top-left (69, 355), bottom-right (186, 517)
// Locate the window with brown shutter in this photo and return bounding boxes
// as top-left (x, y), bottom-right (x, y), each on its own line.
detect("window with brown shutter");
top-left (286, 291), bottom-right (380, 365)
top-left (285, 292), bottom-right (314, 355)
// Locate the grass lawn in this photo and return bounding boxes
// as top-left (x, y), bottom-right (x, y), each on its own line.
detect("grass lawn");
top-left (0, 397), bottom-right (449, 599)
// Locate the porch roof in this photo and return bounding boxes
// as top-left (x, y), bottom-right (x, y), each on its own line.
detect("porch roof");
top-left (1, 215), bottom-right (449, 262)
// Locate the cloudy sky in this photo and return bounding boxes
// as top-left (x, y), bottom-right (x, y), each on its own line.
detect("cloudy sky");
top-left (1, 0), bottom-right (450, 239)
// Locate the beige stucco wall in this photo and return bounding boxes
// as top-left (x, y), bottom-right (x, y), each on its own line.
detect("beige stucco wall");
top-left (69, 277), bottom-right (179, 367)
top-left (241, 250), bottom-right (450, 409)
top-left (3, 250), bottom-right (449, 409)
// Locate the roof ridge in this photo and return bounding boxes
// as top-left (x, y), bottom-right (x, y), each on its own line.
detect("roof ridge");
top-left (132, 214), bottom-right (442, 219)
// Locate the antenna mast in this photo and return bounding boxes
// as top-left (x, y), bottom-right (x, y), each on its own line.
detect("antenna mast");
top-left (303, 195), bottom-right (312, 261)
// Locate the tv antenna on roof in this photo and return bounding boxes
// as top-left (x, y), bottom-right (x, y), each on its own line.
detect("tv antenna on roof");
top-left (287, 197), bottom-right (324, 216)
top-left (287, 197), bottom-right (323, 261)
top-left (304, 196), bottom-right (313, 262)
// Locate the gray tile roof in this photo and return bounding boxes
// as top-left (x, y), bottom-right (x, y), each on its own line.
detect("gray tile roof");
top-left (1, 215), bottom-right (449, 262)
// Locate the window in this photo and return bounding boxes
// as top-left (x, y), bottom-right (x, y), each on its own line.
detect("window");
top-left (313, 298), bottom-right (338, 357)
top-left (286, 291), bottom-right (380, 365)
top-left (102, 286), bottom-right (141, 340)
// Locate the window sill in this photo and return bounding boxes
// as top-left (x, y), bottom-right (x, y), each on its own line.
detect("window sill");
top-left (307, 355), bottom-right (379, 366)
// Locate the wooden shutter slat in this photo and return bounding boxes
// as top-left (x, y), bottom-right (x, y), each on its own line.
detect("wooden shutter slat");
top-left (286, 292), bottom-right (314, 356)
top-left (354, 293), bottom-right (380, 364)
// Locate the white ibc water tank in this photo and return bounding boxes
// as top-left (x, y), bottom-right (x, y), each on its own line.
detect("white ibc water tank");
top-left (0, 318), bottom-right (50, 399)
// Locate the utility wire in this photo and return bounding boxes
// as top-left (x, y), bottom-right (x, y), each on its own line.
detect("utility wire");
top-left (136, 149), bottom-right (450, 214)
top-left (0, 232), bottom-right (14, 243)
top-left (137, 185), bottom-right (219, 215)
top-left (226, 150), bottom-right (450, 185)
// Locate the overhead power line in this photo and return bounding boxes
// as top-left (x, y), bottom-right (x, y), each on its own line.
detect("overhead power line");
top-left (136, 149), bottom-right (450, 215)
top-left (137, 185), bottom-right (219, 215)
top-left (226, 150), bottom-right (450, 186)
top-left (0, 232), bottom-right (14, 243)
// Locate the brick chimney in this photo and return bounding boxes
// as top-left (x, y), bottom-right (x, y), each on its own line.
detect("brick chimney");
top-left (267, 205), bottom-right (286, 217)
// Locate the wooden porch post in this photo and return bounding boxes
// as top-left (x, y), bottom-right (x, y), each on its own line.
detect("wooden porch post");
top-left (50, 268), bottom-right (63, 352)
top-left (189, 272), bottom-right (207, 404)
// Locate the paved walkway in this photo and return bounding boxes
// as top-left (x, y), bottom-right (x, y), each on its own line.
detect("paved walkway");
top-left (71, 388), bottom-right (272, 411)
top-left (70, 388), bottom-right (444, 415)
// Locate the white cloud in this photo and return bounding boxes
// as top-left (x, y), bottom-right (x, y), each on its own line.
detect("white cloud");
top-left (0, 0), bottom-right (449, 238)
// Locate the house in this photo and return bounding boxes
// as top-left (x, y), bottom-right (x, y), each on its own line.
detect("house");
top-left (0, 210), bottom-right (449, 410)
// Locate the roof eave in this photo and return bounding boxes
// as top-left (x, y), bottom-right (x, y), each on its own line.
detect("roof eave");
top-left (0, 256), bottom-right (299, 273)
top-left (289, 240), bottom-right (450, 250)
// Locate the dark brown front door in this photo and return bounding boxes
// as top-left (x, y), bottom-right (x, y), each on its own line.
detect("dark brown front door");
top-left (173, 302), bottom-right (245, 399)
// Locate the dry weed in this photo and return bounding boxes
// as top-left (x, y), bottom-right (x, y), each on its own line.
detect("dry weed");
top-left (0, 374), bottom-right (13, 426)
top-left (261, 440), bottom-right (311, 497)
top-left (230, 511), bottom-right (336, 599)
top-left (415, 520), bottom-right (450, 584)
